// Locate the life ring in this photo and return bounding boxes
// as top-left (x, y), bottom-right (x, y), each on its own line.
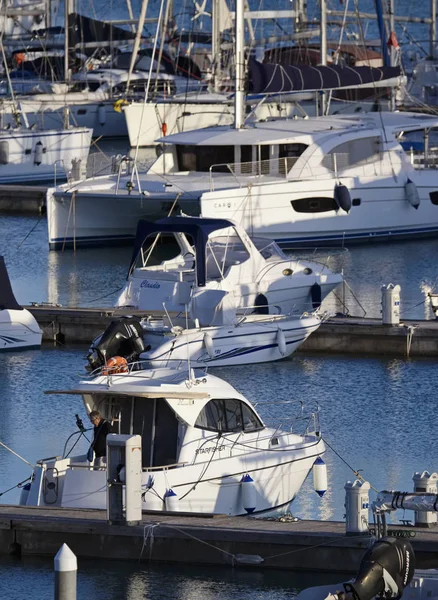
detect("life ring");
top-left (102, 356), bottom-right (129, 375)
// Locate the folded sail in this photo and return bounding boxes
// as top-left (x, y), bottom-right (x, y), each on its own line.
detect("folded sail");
top-left (248, 58), bottom-right (401, 94)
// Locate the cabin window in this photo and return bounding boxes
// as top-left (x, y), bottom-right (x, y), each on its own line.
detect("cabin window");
top-left (240, 145), bottom-right (252, 163)
top-left (205, 232), bottom-right (250, 280)
top-left (77, 109), bottom-right (87, 115)
top-left (176, 145), bottom-right (234, 172)
top-left (291, 197), bottom-right (338, 213)
top-left (322, 136), bottom-right (381, 171)
top-left (279, 143), bottom-right (307, 174)
top-left (0, 141), bottom-right (9, 165)
top-left (136, 232), bottom-right (185, 268)
top-left (430, 191), bottom-right (438, 205)
top-left (195, 399), bottom-right (263, 433)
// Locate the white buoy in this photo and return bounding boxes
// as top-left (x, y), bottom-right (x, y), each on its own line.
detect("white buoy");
top-left (405, 178), bottom-right (420, 209)
top-left (164, 488), bottom-right (179, 512)
top-left (203, 332), bottom-right (215, 359)
top-left (98, 104), bottom-right (106, 125)
top-left (54, 543), bottom-right (77, 600)
top-left (276, 327), bottom-right (287, 356)
top-left (313, 457), bottom-right (328, 497)
top-left (241, 473), bottom-right (256, 513)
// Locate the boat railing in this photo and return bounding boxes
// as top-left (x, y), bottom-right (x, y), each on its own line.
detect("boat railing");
top-left (209, 156), bottom-right (300, 190)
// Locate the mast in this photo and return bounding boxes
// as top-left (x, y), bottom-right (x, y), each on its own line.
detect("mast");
top-left (431, 0), bottom-right (437, 59)
top-left (234, 0), bottom-right (245, 129)
top-left (320, 0), bottom-right (327, 115)
top-left (64, 0), bottom-right (73, 84)
top-left (374, 0), bottom-right (390, 66)
top-left (126, 0), bottom-right (150, 91)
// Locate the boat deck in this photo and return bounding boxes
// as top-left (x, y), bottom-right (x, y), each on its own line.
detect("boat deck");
top-left (0, 504), bottom-right (437, 570)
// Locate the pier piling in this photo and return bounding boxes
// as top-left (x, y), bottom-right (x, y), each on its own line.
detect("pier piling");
top-left (54, 543), bottom-right (77, 600)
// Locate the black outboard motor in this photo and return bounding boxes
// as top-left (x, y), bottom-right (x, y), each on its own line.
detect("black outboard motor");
top-left (87, 317), bottom-right (146, 371)
top-left (343, 537), bottom-right (415, 600)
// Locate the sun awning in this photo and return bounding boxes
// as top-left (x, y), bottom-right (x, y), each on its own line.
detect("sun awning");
top-left (248, 58), bottom-right (401, 94)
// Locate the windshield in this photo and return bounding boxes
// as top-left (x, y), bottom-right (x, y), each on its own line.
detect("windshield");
top-left (206, 229), bottom-right (250, 280)
top-left (251, 238), bottom-right (287, 260)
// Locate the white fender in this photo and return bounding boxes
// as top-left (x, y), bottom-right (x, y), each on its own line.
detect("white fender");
top-left (313, 457), bottom-right (328, 497)
top-left (98, 104), bottom-right (106, 125)
top-left (203, 332), bottom-right (215, 359)
top-left (276, 327), bottom-right (287, 356)
top-left (164, 488), bottom-right (179, 511)
top-left (241, 474), bottom-right (256, 513)
top-left (405, 178), bottom-right (420, 209)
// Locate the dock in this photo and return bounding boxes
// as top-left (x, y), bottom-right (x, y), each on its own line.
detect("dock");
top-left (0, 185), bottom-right (47, 213)
top-left (0, 505), bottom-right (437, 570)
top-left (27, 305), bottom-right (438, 357)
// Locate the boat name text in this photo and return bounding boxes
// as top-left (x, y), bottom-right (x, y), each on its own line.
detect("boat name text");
top-left (195, 445), bottom-right (225, 455)
top-left (140, 280), bottom-right (161, 289)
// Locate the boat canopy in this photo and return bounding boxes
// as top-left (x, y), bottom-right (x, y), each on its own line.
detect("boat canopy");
top-left (248, 58), bottom-right (401, 94)
top-left (129, 217), bottom-right (237, 286)
top-left (0, 256), bottom-right (22, 311)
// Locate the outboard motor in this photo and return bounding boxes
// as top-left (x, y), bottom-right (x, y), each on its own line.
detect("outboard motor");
top-left (343, 537), bottom-right (415, 600)
top-left (87, 317), bottom-right (145, 371)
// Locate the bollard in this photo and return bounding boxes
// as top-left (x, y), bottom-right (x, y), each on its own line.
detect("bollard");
top-left (381, 284), bottom-right (401, 325)
top-left (412, 471), bottom-right (438, 527)
top-left (344, 479), bottom-right (370, 535)
top-left (54, 543), bottom-right (77, 600)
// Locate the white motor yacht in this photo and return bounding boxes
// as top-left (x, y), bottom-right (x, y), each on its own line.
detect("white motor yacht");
top-left (86, 311), bottom-right (321, 371)
top-left (0, 257), bottom-right (42, 350)
top-left (46, 111), bottom-right (438, 249)
top-left (113, 216), bottom-right (343, 318)
top-left (22, 366), bottom-right (326, 515)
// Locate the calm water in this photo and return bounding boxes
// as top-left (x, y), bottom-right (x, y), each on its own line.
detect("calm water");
top-left (2, 0), bottom-right (438, 594)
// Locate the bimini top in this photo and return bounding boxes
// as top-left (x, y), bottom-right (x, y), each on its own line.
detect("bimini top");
top-left (0, 256), bottom-right (22, 311)
top-left (129, 216), bottom-right (237, 287)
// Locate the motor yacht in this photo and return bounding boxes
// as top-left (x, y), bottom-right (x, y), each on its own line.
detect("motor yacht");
top-left (22, 366), bottom-right (326, 515)
top-left (113, 216), bottom-right (343, 318)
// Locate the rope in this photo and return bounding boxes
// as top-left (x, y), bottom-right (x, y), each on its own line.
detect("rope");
top-left (0, 476), bottom-right (32, 498)
top-left (322, 437), bottom-right (379, 493)
top-left (0, 440), bottom-right (34, 468)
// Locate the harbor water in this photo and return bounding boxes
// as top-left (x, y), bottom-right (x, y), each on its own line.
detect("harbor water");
top-left (1, 214), bottom-right (438, 596)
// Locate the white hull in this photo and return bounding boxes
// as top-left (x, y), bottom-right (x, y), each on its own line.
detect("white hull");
top-left (141, 315), bottom-right (321, 367)
top-left (0, 309), bottom-right (42, 351)
top-left (25, 436), bottom-right (324, 514)
top-left (47, 171), bottom-right (438, 248)
top-left (0, 127), bottom-right (92, 184)
top-left (0, 99), bottom-right (127, 138)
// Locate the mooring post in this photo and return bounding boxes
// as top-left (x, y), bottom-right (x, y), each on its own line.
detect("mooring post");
top-left (54, 543), bottom-right (77, 600)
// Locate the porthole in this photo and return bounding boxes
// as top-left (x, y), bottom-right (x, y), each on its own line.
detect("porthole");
top-left (430, 191), bottom-right (438, 205)
top-left (283, 268), bottom-right (293, 276)
top-left (303, 267), bottom-right (313, 275)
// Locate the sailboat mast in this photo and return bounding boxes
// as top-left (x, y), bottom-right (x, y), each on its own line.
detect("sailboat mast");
top-left (234, 0), bottom-right (245, 129)
top-left (64, 0), bottom-right (73, 84)
top-left (431, 0), bottom-right (437, 59)
top-left (320, 0), bottom-right (327, 115)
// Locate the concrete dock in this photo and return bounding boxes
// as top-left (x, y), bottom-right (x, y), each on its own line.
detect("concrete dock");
top-left (27, 305), bottom-right (438, 357)
top-left (0, 185), bottom-right (47, 213)
top-left (0, 505), bottom-right (437, 571)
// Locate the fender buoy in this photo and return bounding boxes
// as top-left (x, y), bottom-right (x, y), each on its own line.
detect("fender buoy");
top-left (113, 99), bottom-right (129, 113)
top-left (241, 474), bottom-right (256, 513)
top-left (313, 456), bottom-right (328, 497)
top-left (161, 122), bottom-right (167, 136)
top-left (276, 328), bottom-right (287, 356)
top-left (34, 140), bottom-right (43, 166)
top-left (98, 104), bottom-right (106, 125)
top-left (311, 282), bottom-right (322, 309)
top-left (203, 332), bottom-right (215, 359)
top-left (164, 488), bottom-right (179, 511)
top-left (102, 356), bottom-right (129, 375)
top-left (334, 183), bottom-right (352, 213)
top-left (405, 178), bottom-right (420, 209)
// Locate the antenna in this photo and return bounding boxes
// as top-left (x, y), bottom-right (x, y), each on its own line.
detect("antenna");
top-left (185, 303), bottom-right (192, 379)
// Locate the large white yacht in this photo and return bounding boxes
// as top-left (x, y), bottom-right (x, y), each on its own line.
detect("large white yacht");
top-left (47, 111), bottom-right (438, 249)
top-left (22, 366), bottom-right (326, 515)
